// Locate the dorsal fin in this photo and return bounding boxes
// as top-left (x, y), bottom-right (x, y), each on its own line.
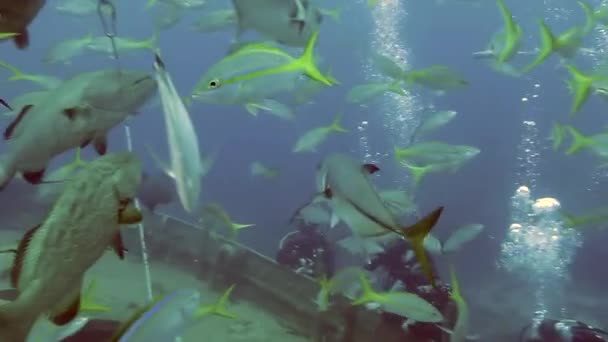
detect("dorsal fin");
top-left (11, 223), bottom-right (42, 288)
top-left (4, 104), bottom-right (33, 140)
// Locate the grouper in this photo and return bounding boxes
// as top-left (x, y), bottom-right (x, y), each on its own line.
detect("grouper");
top-left (0, 69), bottom-right (157, 189)
top-left (0, 0), bottom-right (47, 49)
top-left (0, 152), bottom-right (143, 342)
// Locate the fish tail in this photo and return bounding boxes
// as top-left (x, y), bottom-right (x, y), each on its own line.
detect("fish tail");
top-left (388, 81), bottom-right (405, 95)
top-left (550, 122), bottom-right (565, 150)
top-left (522, 20), bottom-right (555, 73)
top-left (577, 0), bottom-right (596, 35)
top-left (299, 31), bottom-right (337, 86)
top-left (448, 264), bottom-right (462, 302)
top-left (352, 272), bottom-right (383, 305)
top-left (329, 112), bottom-right (348, 133)
top-left (0, 60), bottom-right (27, 82)
top-left (403, 207), bottom-right (444, 288)
top-left (564, 125), bottom-right (593, 155)
top-left (142, 31), bottom-right (160, 51)
top-left (194, 285), bottom-right (238, 319)
top-left (564, 64), bottom-right (594, 114)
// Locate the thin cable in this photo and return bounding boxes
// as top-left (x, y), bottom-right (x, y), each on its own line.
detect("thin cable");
top-left (124, 124), bottom-right (154, 303)
top-left (97, 0), bottom-right (122, 72)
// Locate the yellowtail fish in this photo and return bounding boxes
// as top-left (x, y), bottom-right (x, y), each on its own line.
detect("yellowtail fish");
top-left (112, 286), bottom-right (237, 341)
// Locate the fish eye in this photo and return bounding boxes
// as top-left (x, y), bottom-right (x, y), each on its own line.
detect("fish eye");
top-left (208, 78), bottom-right (221, 89)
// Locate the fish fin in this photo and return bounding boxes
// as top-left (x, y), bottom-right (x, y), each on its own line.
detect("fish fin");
top-left (118, 200), bottom-right (143, 225)
top-left (10, 224), bottom-right (42, 288)
top-left (51, 289), bottom-right (81, 325)
top-left (13, 30), bottom-right (29, 49)
top-left (111, 232), bottom-right (127, 259)
top-left (298, 31), bottom-right (337, 86)
top-left (93, 136), bottom-right (108, 155)
top-left (0, 98), bottom-right (12, 111)
top-left (244, 103), bottom-right (259, 116)
top-left (4, 104), bottom-right (33, 140)
top-left (194, 284), bottom-right (238, 319)
top-left (362, 163), bottom-right (380, 174)
top-left (144, 145), bottom-right (175, 179)
top-left (22, 169), bottom-right (46, 184)
top-left (81, 278), bottom-right (111, 312)
top-left (403, 207), bottom-right (444, 288)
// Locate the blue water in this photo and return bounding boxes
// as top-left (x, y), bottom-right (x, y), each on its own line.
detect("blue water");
top-left (2, 0), bottom-right (608, 338)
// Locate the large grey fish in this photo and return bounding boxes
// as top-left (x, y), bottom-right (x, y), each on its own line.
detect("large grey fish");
top-left (0, 0), bottom-right (47, 49)
top-left (232, 0), bottom-right (323, 47)
top-left (0, 152), bottom-right (143, 342)
top-left (0, 69), bottom-right (157, 189)
top-left (315, 153), bottom-right (443, 287)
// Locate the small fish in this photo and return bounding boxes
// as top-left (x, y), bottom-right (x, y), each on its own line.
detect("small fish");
top-left (352, 272), bottom-right (444, 322)
top-left (44, 34), bottom-right (94, 65)
top-left (200, 203), bottom-right (254, 238)
top-left (293, 112), bottom-right (348, 153)
top-left (245, 99), bottom-right (294, 120)
top-left (346, 81), bottom-right (405, 104)
top-left (411, 110), bottom-right (458, 142)
top-left (232, 0), bottom-right (323, 47)
top-left (0, 0), bottom-right (46, 49)
top-left (55, 0), bottom-right (97, 16)
top-left (151, 54), bottom-right (206, 213)
top-left (87, 34), bottom-right (157, 57)
top-left (0, 152), bottom-right (143, 341)
top-left (250, 161), bottom-right (279, 179)
top-left (191, 9), bottom-right (237, 33)
top-left (0, 60), bottom-right (62, 89)
top-left (423, 224), bottom-right (485, 256)
top-left (112, 286), bottom-right (237, 342)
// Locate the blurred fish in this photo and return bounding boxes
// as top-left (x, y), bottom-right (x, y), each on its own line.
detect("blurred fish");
top-left (493, 0), bottom-right (522, 64)
top-left (523, 1), bottom-right (594, 73)
top-left (112, 286), bottom-right (237, 342)
top-left (250, 161), bottom-right (279, 179)
top-left (293, 112), bottom-right (348, 153)
top-left (44, 34), bottom-right (94, 65)
top-left (0, 0), bottom-right (46, 49)
top-left (151, 54), bottom-right (206, 213)
top-left (199, 202), bottom-right (255, 238)
top-left (315, 153), bottom-right (444, 286)
top-left (87, 34), bottom-right (157, 57)
top-left (411, 110), bottom-right (458, 142)
top-left (424, 223), bottom-right (485, 256)
top-left (55, 0), bottom-right (97, 16)
top-left (158, 0), bottom-right (206, 10)
top-left (353, 272), bottom-right (444, 322)
top-left (232, 0), bottom-right (323, 47)
top-left (191, 9), bottom-right (237, 33)
top-left (245, 99), bottom-right (294, 120)
top-left (0, 152), bottom-right (143, 342)
top-left (154, 4), bottom-right (182, 31)
top-left (394, 142), bottom-right (480, 185)
top-left (346, 81), bottom-right (405, 104)
top-left (136, 172), bottom-right (176, 212)
top-left (0, 69), bottom-right (157, 189)
top-left (0, 60), bottom-right (62, 89)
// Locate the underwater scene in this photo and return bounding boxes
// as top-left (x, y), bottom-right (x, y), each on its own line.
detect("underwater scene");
top-left (0, 0), bottom-right (608, 341)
